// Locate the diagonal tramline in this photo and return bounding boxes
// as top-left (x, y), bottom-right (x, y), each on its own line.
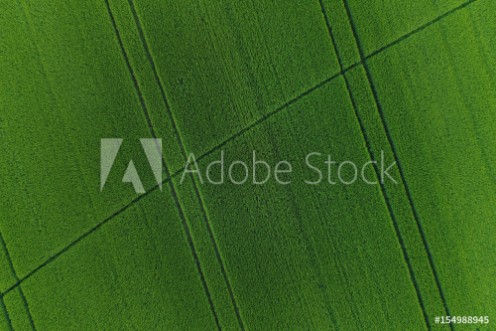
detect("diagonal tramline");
top-left (126, 0), bottom-right (245, 328)
top-left (340, 0), bottom-right (475, 330)
top-left (319, 0), bottom-right (431, 328)
top-left (103, 0), bottom-right (222, 328)
top-left (0, 0), bottom-right (477, 300)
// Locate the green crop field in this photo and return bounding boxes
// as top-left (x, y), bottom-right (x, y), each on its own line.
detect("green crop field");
top-left (0, 0), bottom-right (494, 329)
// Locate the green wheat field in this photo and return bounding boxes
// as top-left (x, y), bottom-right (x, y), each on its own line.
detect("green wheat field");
top-left (1, 0), bottom-right (495, 330)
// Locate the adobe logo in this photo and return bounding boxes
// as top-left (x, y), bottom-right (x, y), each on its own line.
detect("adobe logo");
top-left (100, 138), bottom-right (162, 193)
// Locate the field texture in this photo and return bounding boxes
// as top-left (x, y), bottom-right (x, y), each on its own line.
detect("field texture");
top-left (0, 0), bottom-right (495, 330)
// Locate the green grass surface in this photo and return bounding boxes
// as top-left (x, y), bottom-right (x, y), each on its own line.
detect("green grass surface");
top-left (0, 0), bottom-right (494, 330)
